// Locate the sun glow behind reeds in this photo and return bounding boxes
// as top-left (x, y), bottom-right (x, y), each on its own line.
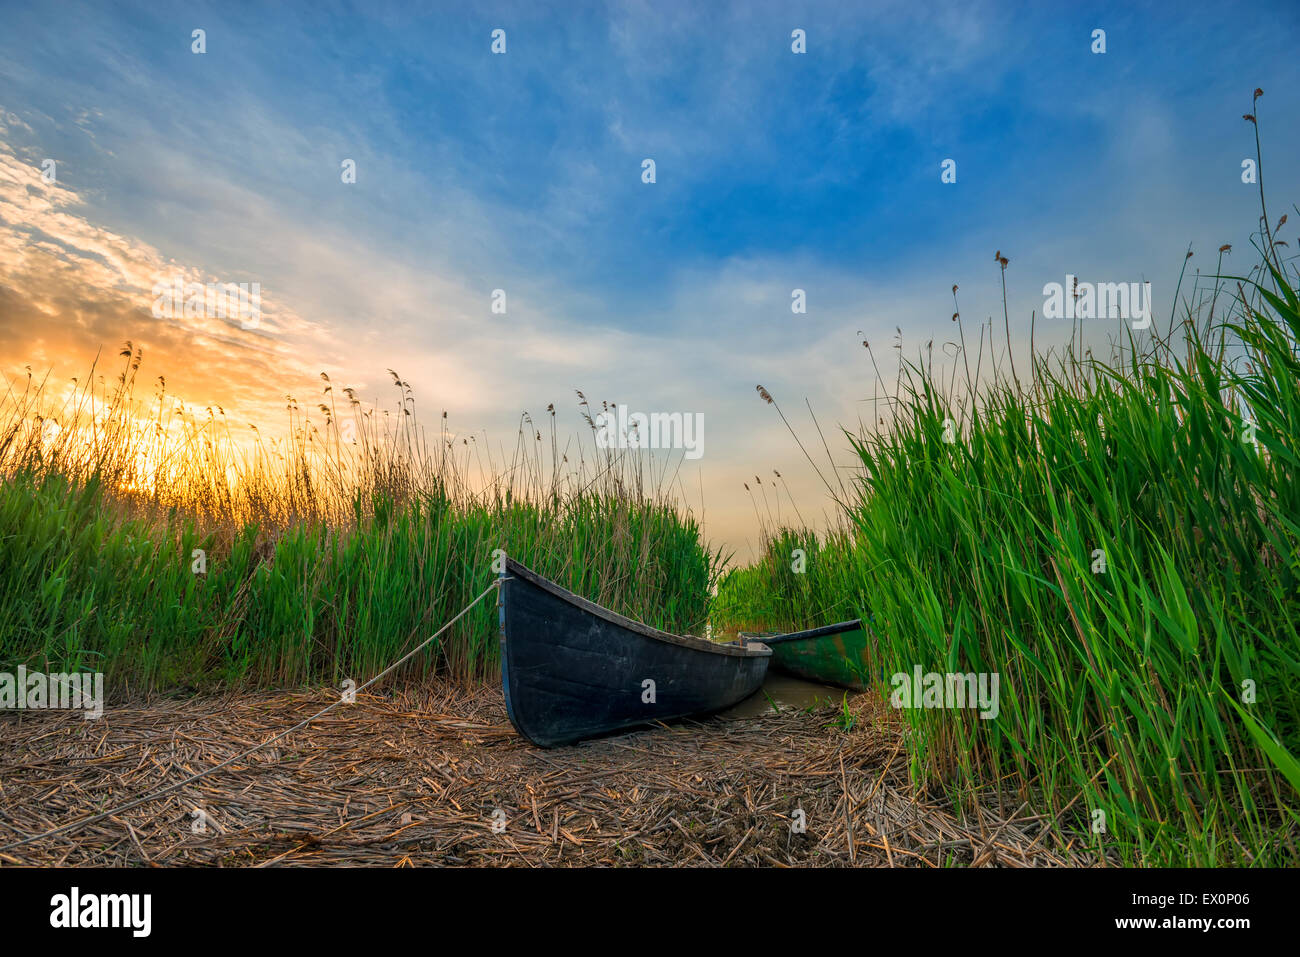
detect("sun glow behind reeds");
top-left (0, 340), bottom-right (724, 690)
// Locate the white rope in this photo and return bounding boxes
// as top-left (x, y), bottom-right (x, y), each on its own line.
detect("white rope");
top-left (0, 578), bottom-right (505, 856)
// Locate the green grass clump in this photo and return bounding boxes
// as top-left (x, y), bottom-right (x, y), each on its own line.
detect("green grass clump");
top-left (839, 263), bottom-right (1299, 865)
top-left (712, 526), bottom-right (859, 635)
top-left (0, 359), bottom-right (720, 690)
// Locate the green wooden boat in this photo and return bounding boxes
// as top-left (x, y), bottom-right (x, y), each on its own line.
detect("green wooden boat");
top-left (739, 619), bottom-right (872, 691)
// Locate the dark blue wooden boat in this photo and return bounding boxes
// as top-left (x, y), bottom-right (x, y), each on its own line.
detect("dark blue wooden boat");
top-left (500, 558), bottom-right (771, 747)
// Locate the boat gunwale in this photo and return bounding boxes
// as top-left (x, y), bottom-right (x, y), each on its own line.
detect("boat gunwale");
top-left (505, 558), bottom-right (770, 658)
top-left (739, 619), bottom-right (863, 645)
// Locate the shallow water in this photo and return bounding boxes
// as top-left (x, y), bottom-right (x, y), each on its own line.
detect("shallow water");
top-left (720, 672), bottom-right (848, 718)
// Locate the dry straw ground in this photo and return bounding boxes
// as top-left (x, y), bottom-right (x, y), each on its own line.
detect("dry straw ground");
top-left (0, 686), bottom-right (1098, 867)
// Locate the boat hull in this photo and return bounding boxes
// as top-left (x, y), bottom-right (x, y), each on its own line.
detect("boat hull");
top-left (501, 559), bottom-right (771, 747)
top-left (745, 620), bottom-right (872, 691)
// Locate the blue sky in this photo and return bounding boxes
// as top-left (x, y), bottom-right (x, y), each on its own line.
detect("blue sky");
top-left (2, 0), bottom-right (1298, 557)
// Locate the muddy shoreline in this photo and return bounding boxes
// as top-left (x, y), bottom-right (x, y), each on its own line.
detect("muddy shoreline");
top-left (0, 684), bottom-right (1095, 867)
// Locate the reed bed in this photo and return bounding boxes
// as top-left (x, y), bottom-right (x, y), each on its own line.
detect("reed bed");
top-left (0, 686), bottom-right (1095, 867)
top-left (712, 526), bottom-right (860, 635)
top-left (714, 97), bottom-right (1300, 866)
top-left (0, 356), bottom-right (720, 689)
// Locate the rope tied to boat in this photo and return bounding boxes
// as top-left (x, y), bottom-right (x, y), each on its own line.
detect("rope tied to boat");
top-left (0, 578), bottom-right (508, 857)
